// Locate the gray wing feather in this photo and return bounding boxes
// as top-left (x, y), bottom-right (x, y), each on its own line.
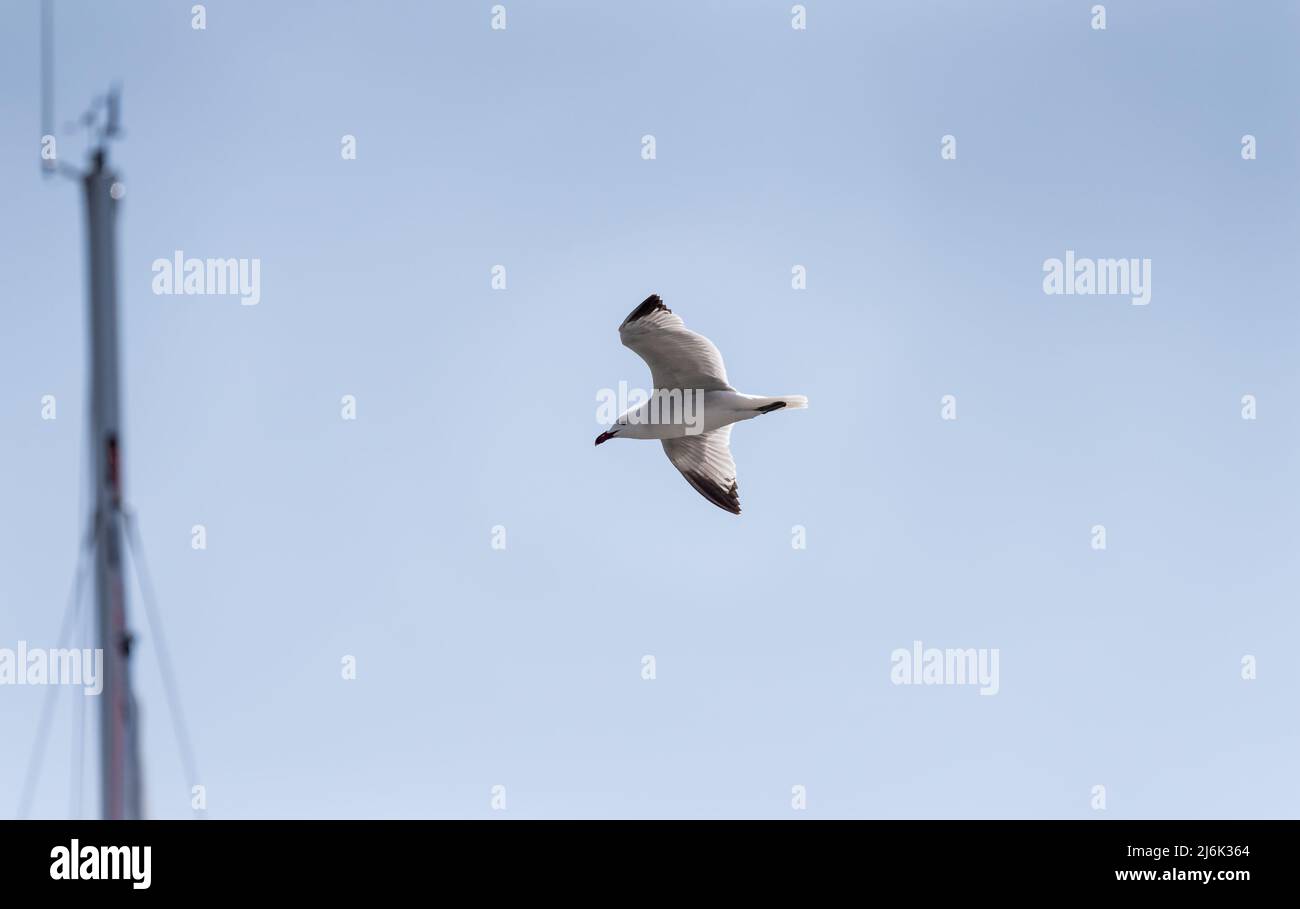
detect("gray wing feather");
top-left (619, 295), bottom-right (733, 392)
top-left (661, 426), bottom-right (740, 515)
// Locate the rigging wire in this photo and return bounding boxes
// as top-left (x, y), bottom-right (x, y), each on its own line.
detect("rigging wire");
top-left (70, 292), bottom-right (93, 819)
top-left (16, 515), bottom-right (97, 820)
top-left (71, 665), bottom-right (85, 818)
top-left (122, 509), bottom-right (203, 814)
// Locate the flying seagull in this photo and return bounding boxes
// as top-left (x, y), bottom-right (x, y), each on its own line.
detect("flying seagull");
top-left (595, 294), bottom-right (807, 514)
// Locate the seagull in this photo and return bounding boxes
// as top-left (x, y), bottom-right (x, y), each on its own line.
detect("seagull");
top-left (595, 294), bottom-right (807, 514)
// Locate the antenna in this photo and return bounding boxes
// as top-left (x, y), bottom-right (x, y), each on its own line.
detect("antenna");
top-left (40, 0), bottom-right (54, 176)
top-left (39, 0), bottom-right (144, 819)
top-left (104, 85), bottom-right (121, 139)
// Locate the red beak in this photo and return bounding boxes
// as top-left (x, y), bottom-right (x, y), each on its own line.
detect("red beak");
top-left (595, 430), bottom-right (616, 446)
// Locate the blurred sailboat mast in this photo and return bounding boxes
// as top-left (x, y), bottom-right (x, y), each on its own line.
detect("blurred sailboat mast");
top-left (43, 0), bottom-right (144, 820)
top-left (85, 132), bottom-right (145, 822)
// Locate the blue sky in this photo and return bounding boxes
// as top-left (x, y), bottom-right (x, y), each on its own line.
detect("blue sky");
top-left (2, 0), bottom-right (1298, 818)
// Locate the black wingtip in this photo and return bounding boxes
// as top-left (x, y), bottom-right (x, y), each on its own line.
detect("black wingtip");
top-left (683, 471), bottom-right (741, 515)
top-left (620, 294), bottom-right (670, 328)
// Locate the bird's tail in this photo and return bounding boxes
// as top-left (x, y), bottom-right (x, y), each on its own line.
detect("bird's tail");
top-left (751, 395), bottom-right (808, 413)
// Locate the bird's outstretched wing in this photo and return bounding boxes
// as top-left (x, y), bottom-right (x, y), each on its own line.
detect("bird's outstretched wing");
top-left (662, 426), bottom-right (740, 514)
top-left (619, 295), bottom-right (733, 392)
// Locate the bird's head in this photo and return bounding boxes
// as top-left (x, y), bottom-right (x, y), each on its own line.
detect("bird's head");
top-left (594, 427), bottom-right (619, 446)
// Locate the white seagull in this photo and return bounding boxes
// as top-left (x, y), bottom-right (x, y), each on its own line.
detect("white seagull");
top-left (595, 294), bottom-right (807, 514)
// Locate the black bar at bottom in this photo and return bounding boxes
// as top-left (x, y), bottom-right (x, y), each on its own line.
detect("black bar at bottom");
top-left (0, 820), bottom-right (1281, 893)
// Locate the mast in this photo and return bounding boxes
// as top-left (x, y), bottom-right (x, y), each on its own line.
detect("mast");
top-left (39, 0), bottom-right (145, 820)
top-left (83, 110), bottom-right (144, 821)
